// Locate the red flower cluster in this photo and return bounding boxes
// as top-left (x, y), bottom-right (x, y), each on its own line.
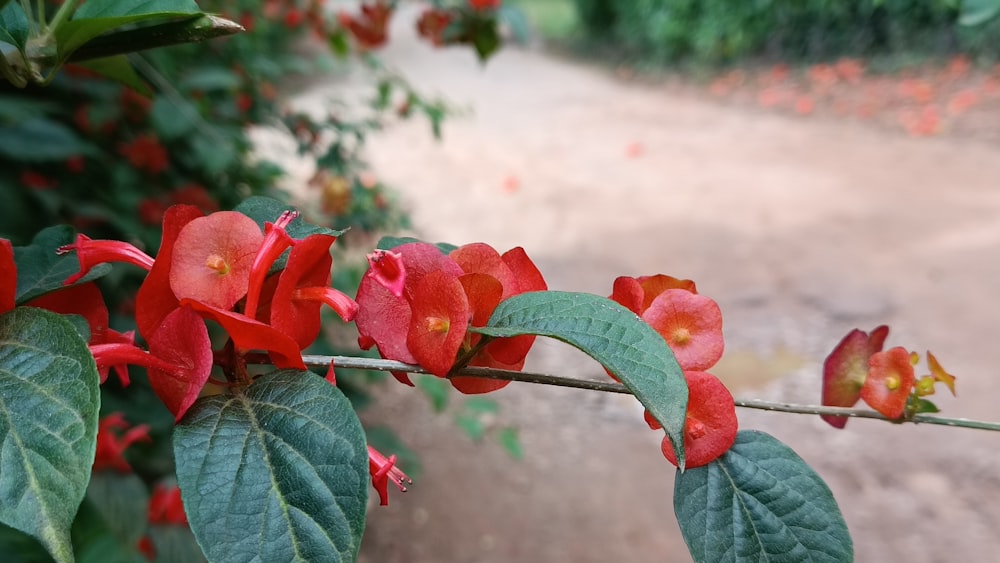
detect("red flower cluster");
top-left (355, 241), bottom-right (547, 394)
top-left (822, 326), bottom-right (956, 426)
top-left (610, 274), bottom-right (737, 468)
top-left (59, 206), bottom-right (357, 421)
top-left (119, 134), bottom-right (168, 175)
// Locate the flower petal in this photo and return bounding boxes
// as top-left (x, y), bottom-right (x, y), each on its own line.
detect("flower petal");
top-left (170, 211), bottom-right (265, 310)
top-left (406, 270), bottom-right (469, 377)
top-left (660, 371), bottom-right (738, 468)
top-left (0, 239), bottom-right (15, 313)
top-left (181, 298), bottom-right (305, 370)
top-left (927, 351), bottom-right (957, 396)
top-left (147, 306), bottom-right (213, 421)
top-left (270, 234), bottom-right (336, 348)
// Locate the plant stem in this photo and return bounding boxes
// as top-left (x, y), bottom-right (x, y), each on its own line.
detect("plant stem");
top-left (43, 0), bottom-right (77, 38)
top-left (246, 353), bottom-right (1000, 433)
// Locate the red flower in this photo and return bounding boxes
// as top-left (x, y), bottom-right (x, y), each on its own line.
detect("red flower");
top-left (284, 8), bottom-right (303, 27)
top-left (66, 155), bottom-right (85, 173)
top-left (641, 289), bottom-right (723, 371)
top-left (120, 88), bottom-right (152, 122)
top-left (821, 326), bottom-right (889, 428)
top-left (169, 184), bottom-right (219, 214)
top-left (119, 134), bottom-right (168, 175)
top-left (660, 371), bottom-right (738, 469)
top-left (338, 1), bottom-right (392, 49)
top-left (93, 413), bottom-right (151, 473)
top-left (368, 446), bottom-right (411, 506)
top-left (862, 346), bottom-right (915, 420)
top-left (148, 484), bottom-right (188, 525)
top-left (139, 199), bottom-right (167, 226)
top-left (469, 0), bottom-right (501, 9)
top-left (236, 92), bottom-right (253, 114)
top-left (20, 171), bottom-right (57, 190)
top-left (57, 234), bottom-right (156, 285)
top-left (416, 8), bottom-right (453, 46)
top-left (355, 241), bottom-right (546, 392)
top-left (610, 274), bottom-right (697, 316)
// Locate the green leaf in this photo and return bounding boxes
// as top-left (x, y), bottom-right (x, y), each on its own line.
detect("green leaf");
top-left (497, 427), bottom-right (523, 460)
top-left (13, 225), bottom-right (112, 304)
top-left (0, 2), bottom-right (28, 50)
top-left (473, 291), bottom-right (689, 468)
top-left (234, 195), bottom-right (346, 255)
top-left (0, 118), bottom-right (95, 162)
top-left (76, 56), bottom-right (149, 94)
top-left (173, 371), bottom-right (368, 563)
top-left (0, 94), bottom-right (60, 122)
top-left (150, 96), bottom-right (196, 140)
top-left (415, 375), bottom-right (449, 413)
top-left (58, 14), bottom-right (201, 62)
top-left (177, 67), bottom-right (241, 92)
top-left (464, 396), bottom-right (499, 414)
top-left (960, 0), bottom-right (1000, 25)
top-left (85, 473), bottom-right (149, 549)
top-left (0, 307), bottom-right (101, 563)
top-left (376, 235), bottom-right (458, 254)
top-left (73, 0), bottom-right (198, 19)
top-left (455, 413), bottom-right (485, 442)
top-left (65, 15), bottom-right (242, 63)
top-left (71, 497), bottom-right (147, 563)
top-left (674, 431), bottom-right (853, 563)
top-left (148, 525), bottom-right (204, 563)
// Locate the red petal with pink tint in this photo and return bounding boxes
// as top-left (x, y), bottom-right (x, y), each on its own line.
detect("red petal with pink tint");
top-left (862, 346), bottom-right (914, 419)
top-left (355, 243), bottom-right (462, 366)
top-left (270, 234), bottom-right (336, 348)
top-left (181, 299), bottom-right (305, 370)
top-left (821, 325), bottom-right (888, 428)
top-left (27, 282), bottom-right (108, 344)
top-left (0, 239), bottom-right (15, 313)
top-left (366, 249), bottom-right (405, 297)
top-left (660, 371), bottom-right (738, 468)
top-left (147, 306), bottom-right (213, 421)
top-left (406, 270), bottom-right (469, 377)
top-left (642, 289), bottom-right (724, 371)
top-left (610, 276), bottom-right (644, 315)
top-left (169, 211), bottom-right (264, 310)
top-left (136, 205), bottom-right (204, 340)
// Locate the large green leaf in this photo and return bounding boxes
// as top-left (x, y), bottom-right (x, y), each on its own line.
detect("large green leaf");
top-left (74, 0), bottom-right (198, 18)
top-left (66, 15), bottom-right (243, 63)
top-left (173, 371), bottom-right (368, 563)
top-left (674, 431), bottom-right (852, 563)
top-left (473, 291), bottom-right (689, 468)
top-left (960, 0), bottom-right (1000, 25)
top-left (13, 225), bottom-right (111, 304)
top-left (57, 0), bottom-right (201, 62)
top-left (0, 2), bottom-right (28, 50)
top-left (0, 118), bottom-right (95, 162)
top-left (76, 56), bottom-right (149, 93)
top-left (0, 307), bottom-right (101, 563)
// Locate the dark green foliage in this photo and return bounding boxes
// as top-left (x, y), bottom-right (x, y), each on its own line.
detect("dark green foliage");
top-left (572, 0), bottom-right (1000, 64)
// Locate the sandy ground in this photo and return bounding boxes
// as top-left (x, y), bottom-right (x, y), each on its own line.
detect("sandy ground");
top-left (289, 11), bottom-right (1000, 563)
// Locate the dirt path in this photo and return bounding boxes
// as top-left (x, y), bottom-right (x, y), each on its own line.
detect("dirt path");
top-left (297, 11), bottom-right (1000, 562)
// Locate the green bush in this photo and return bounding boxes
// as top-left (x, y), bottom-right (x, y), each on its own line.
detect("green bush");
top-left (572, 0), bottom-right (1000, 64)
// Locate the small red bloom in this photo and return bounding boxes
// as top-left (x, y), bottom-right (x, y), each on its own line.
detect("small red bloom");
top-left (66, 155), bottom-right (85, 173)
top-left (284, 8), bottom-right (303, 27)
top-left (416, 8), bottom-right (453, 46)
top-left (862, 346), bottom-right (915, 419)
top-left (366, 249), bottom-right (405, 297)
top-left (236, 92), bottom-right (253, 114)
top-left (148, 484), bottom-right (188, 525)
top-left (120, 88), bottom-right (152, 122)
top-left (20, 171), bottom-right (57, 190)
top-left (660, 371), bottom-right (738, 469)
top-left (119, 134), bottom-right (168, 175)
top-left (469, 0), bottom-right (501, 9)
top-left (338, 1), bottom-right (392, 49)
top-left (368, 446), bottom-right (411, 506)
top-left (169, 184), bottom-right (219, 214)
top-left (138, 199), bottom-right (167, 226)
top-left (821, 325), bottom-right (889, 428)
top-left (93, 413), bottom-right (151, 473)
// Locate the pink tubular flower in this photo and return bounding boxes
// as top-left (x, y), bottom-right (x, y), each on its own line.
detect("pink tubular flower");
top-left (368, 446), bottom-right (411, 506)
top-left (57, 234), bottom-right (155, 285)
top-left (93, 413), bottom-right (151, 473)
top-left (366, 249), bottom-right (405, 297)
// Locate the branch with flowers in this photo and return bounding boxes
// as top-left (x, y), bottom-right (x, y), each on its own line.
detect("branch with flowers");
top-left (0, 193), bottom-right (982, 563)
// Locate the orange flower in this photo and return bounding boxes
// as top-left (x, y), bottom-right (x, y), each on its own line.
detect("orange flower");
top-left (862, 347), bottom-right (915, 419)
